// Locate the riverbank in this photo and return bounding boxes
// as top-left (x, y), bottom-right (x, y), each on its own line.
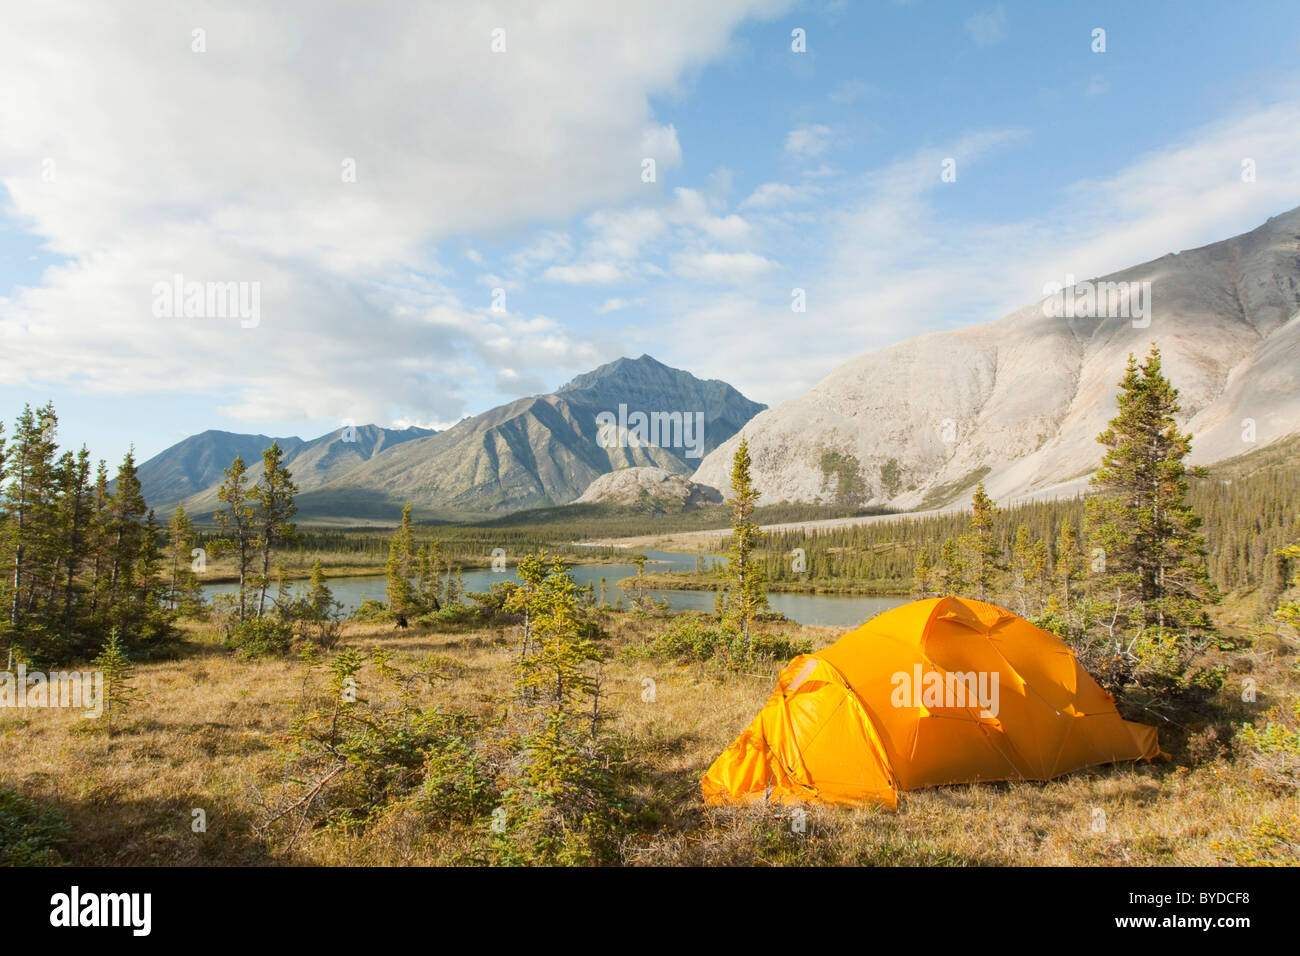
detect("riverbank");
top-left (198, 563), bottom-right (386, 585)
top-left (618, 570), bottom-right (911, 596)
top-left (197, 550), bottom-right (632, 585)
top-left (577, 506), bottom-right (955, 553)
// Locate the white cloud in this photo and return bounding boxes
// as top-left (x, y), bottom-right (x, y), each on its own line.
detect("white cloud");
top-left (507, 232), bottom-right (573, 275)
top-left (671, 187), bottom-right (753, 241)
top-left (655, 103), bottom-right (1300, 407)
top-left (476, 272), bottom-right (510, 289)
top-left (542, 261), bottom-right (631, 285)
top-left (0, 0), bottom-right (792, 424)
top-left (784, 124), bottom-right (833, 159)
top-left (494, 367), bottom-right (549, 396)
top-left (531, 186), bottom-right (759, 287)
top-left (583, 206), bottom-right (672, 261)
top-left (596, 297), bottom-right (648, 313)
top-left (390, 415), bottom-right (454, 432)
top-left (739, 182), bottom-right (820, 209)
top-left (671, 250), bottom-right (778, 284)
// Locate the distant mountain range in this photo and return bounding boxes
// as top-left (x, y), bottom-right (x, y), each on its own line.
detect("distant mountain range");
top-left (153, 424), bottom-right (437, 517)
top-left (302, 355), bottom-right (764, 519)
top-left (139, 355), bottom-right (764, 521)
top-left (141, 208), bottom-right (1300, 525)
top-left (137, 430), bottom-right (307, 508)
top-left (692, 205), bottom-right (1300, 510)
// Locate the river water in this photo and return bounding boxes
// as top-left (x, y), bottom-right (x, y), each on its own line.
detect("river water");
top-left (200, 550), bottom-right (906, 629)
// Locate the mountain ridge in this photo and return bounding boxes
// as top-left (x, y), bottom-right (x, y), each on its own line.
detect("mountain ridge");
top-left (300, 354), bottom-right (765, 519)
top-left (691, 205), bottom-right (1300, 509)
top-left (139, 424), bottom-right (435, 513)
top-left (140, 355), bottom-right (765, 521)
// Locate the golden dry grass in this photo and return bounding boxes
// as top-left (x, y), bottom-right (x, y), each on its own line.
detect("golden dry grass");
top-left (1, 612), bottom-right (1295, 866)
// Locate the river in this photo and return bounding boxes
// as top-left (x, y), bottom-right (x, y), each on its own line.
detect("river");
top-left (200, 550), bottom-right (906, 629)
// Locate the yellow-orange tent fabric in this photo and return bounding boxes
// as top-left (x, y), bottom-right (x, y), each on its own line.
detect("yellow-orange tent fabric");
top-left (702, 597), bottom-right (1159, 809)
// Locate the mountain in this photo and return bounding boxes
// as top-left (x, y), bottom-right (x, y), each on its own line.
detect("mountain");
top-left (573, 466), bottom-right (723, 509)
top-left (692, 207), bottom-right (1300, 510)
top-left (139, 424), bottom-right (435, 513)
top-left (298, 355), bottom-right (765, 519)
top-left (136, 430), bottom-right (306, 509)
top-left (553, 355), bottom-right (764, 466)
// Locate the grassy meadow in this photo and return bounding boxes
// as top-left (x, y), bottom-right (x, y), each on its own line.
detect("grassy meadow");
top-left (3, 601), bottom-right (1295, 867)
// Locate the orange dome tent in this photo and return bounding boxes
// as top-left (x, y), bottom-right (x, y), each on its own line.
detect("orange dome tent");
top-left (702, 597), bottom-right (1160, 809)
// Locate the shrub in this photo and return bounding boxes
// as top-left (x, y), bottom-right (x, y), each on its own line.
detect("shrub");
top-left (256, 647), bottom-right (495, 849)
top-left (276, 594), bottom-right (344, 650)
top-left (1211, 815), bottom-right (1300, 866)
top-left (1235, 699), bottom-right (1300, 788)
top-left (466, 582), bottom-right (520, 616)
top-left (635, 614), bottom-right (811, 668)
top-left (415, 602), bottom-right (481, 630)
top-left (489, 714), bottom-right (627, 866)
top-left (641, 615), bottom-right (729, 663)
top-left (225, 616), bottom-right (294, 659)
top-left (0, 789), bottom-right (68, 865)
top-left (491, 552), bottom-right (626, 865)
top-left (350, 599), bottom-right (391, 624)
top-left (1128, 626), bottom-right (1192, 689)
top-left (748, 630), bottom-right (814, 662)
top-left (1031, 608), bottom-right (1070, 640)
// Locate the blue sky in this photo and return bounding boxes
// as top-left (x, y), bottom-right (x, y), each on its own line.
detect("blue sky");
top-left (3, 0), bottom-right (1299, 468)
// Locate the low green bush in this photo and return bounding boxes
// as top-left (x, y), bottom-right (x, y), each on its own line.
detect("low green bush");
top-left (225, 616), bottom-right (294, 659)
top-left (633, 614), bottom-right (811, 667)
top-left (350, 599), bottom-right (391, 624)
top-left (0, 789), bottom-right (68, 866)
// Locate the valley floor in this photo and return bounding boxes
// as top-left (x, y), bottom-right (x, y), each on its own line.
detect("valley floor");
top-left (1, 609), bottom-right (1294, 866)
top-left (579, 509), bottom-right (933, 553)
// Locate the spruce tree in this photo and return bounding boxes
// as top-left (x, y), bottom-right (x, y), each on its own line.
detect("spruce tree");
top-left (507, 553), bottom-right (546, 700)
top-left (214, 456), bottom-right (256, 623)
top-left (307, 557), bottom-right (333, 617)
top-left (56, 447), bottom-right (93, 649)
top-left (127, 509), bottom-right (172, 647)
top-left (166, 504), bottom-right (203, 616)
top-left (1010, 525), bottom-right (1050, 618)
top-left (912, 550), bottom-right (932, 598)
top-left (1275, 541), bottom-right (1300, 634)
top-left (87, 461), bottom-right (111, 619)
top-left (384, 502), bottom-right (416, 621)
top-left (415, 542), bottom-right (441, 613)
top-left (0, 404), bottom-right (170, 662)
top-left (1056, 517), bottom-right (1082, 611)
top-left (104, 448), bottom-right (147, 609)
top-left (1084, 347), bottom-right (1216, 682)
top-left (253, 443), bottom-right (298, 618)
top-left (960, 482), bottom-right (1000, 601)
top-left (510, 554), bottom-right (598, 716)
top-left (633, 553), bottom-right (647, 603)
top-left (499, 552), bottom-right (616, 864)
top-left (1010, 525), bottom-right (1034, 617)
top-left (936, 535), bottom-right (965, 595)
top-left (4, 404), bottom-right (59, 639)
top-left (722, 437), bottom-right (766, 657)
top-left (443, 552), bottom-right (462, 605)
top-left (94, 628), bottom-right (138, 725)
